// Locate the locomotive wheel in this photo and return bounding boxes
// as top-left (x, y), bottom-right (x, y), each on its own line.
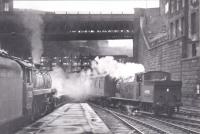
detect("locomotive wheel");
top-left (153, 109), bottom-right (159, 116)
top-left (40, 102), bottom-right (47, 116)
top-left (31, 101), bottom-right (37, 121)
top-left (31, 99), bottom-right (40, 121)
top-left (167, 107), bottom-right (174, 117)
top-left (153, 107), bottom-right (161, 116)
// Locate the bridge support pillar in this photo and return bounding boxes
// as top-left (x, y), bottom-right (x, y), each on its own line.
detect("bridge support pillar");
top-left (133, 32), bottom-right (139, 63)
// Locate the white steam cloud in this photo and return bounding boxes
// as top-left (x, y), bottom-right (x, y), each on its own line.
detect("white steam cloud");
top-left (21, 12), bottom-right (43, 64)
top-left (49, 56), bottom-right (145, 99)
top-left (50, 67), bottom-right (92, 99)
top-left (92, 56), bottom-right (145, 81)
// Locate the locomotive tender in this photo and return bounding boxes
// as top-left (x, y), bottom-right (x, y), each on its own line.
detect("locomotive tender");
top-left (0, 52), bottom-right (56, 132)
top-left (90, 71), bottom-right (182, 116)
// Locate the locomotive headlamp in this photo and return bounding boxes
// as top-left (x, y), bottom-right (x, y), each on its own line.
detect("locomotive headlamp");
top-left (166, 88), bottom-right (170, 92)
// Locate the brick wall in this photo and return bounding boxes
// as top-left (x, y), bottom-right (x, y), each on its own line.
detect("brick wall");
top-left (138, 35), bottom-right (182, 81)
top-left (181, 57), bottom-right (200, 107)
top-left (136, 1), bottom-right (200, 108)
top-left (138, 32), bottom-right (200, 107)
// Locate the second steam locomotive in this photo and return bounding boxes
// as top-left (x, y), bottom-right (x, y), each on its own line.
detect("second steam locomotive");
top-left (90, 71), bottom-right (182, 116)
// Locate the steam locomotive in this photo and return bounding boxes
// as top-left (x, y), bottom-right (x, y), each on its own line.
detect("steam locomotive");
top-left (0, 52), bottom-right (57, 133)
top-left (90, 71), bottom-right (182, 116)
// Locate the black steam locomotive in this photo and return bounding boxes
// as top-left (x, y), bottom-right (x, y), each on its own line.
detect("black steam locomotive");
top-left (90, 71), bottom-right (182, 116)
top-left (0, 52), bottom-right (57, 133)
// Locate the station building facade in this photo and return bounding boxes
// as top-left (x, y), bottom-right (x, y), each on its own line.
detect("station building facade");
top-left (136, 0), bottom-right (200, 107)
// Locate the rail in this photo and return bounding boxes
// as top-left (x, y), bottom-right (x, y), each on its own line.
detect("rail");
top-left (138, 111), bottom-right (200, 134)
top-left (91, 104), bottom-right (169, 134)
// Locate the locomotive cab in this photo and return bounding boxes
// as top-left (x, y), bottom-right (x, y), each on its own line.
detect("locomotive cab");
top-left (140, 71), bottom-right (182, 116)
top-left (15, 61), bottom-right (56, 120)
top-left (154, 81), bottom-right (182, 115)
top-left (14, 60), bottom-right (34, 116)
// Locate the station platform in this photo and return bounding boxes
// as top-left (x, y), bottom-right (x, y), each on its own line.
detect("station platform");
top-left (16, 103), bottom-right (111, 134)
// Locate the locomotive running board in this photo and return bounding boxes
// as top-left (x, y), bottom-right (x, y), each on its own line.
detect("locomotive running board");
top-left (33, 88), bottom-right (53, 95)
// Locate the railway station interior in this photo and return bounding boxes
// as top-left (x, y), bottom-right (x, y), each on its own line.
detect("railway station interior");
top-left (1, 0), bottom-right (200, 134)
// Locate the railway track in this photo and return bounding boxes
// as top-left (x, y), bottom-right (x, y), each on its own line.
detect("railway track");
top-left (158, 117), bottom-right (200, 132)
top-left (173, 114), bottom-right (200, 125)
top-left (92, 103), bottom-right (200, 134)
top-left (176, 109), bottom-right (200, 118)
top-left (138, 111), bottom-right (200, 134)
top-left (139, 109), bottom-right (200, 130)
top-left (92, 104), bottom-right (144, 134)
top-left (91, 104), bottom-right (172, 134)
top-left (180, 107), bottom-right (200, 114)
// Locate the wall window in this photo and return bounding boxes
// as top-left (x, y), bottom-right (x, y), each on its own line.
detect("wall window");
top-left (165, 2), bottom-right (169, 14)
top-left (186, 43), bottom-right (200, 58)
top-left (175, 0), bottom-right (178, 11)
top-left (180, 17), bottom-right (184, 35)
top-left (170, 22), bottom-right (173, 39)
top-left (191, 0), bottom-right (199, 8)
top-left (197, 44), bottom-right (200, 56)
top-left (182, 0), bottom-right (185, 7)
top-left (4, 2), bottom-right (9, 11)
top-left (178, 0), bottom-right (182, 10)
top-left (191, 12), bottom-right (197, 35)
top-left (177, 0), bottom-right (180, 10)
top-left (170, 22), bottom-right (176, 39)
top-left (170, 0), bottom-right (175, 13)
top-left (175, 20), bottom-right (179, 37)
top-left (192, 43), bottom-right (197, 57)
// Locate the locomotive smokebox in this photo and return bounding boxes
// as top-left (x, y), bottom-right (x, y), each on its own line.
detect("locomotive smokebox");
top-left (34, 63), bottom-right (42, 69)
top-left (34, 63), bottom-right (51, 71)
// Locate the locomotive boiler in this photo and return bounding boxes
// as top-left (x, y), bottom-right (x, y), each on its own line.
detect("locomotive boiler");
top-left (0, 52), bottom-right (56, 133)
top-left (90, 71), bottom-right (182, 116)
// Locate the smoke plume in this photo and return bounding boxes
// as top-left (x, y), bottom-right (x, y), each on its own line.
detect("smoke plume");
top-left (21, 12), bottom-right (43, 64)
top-left (49, 56), bottom-right (145, 99)
top-left (92, 56), bottom-right (145, 81)
top-left (50, 67), bottom-right (92, 100)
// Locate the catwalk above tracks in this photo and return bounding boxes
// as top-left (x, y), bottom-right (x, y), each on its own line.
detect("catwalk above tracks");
top-left (16, 103), bottom-right (111, 134)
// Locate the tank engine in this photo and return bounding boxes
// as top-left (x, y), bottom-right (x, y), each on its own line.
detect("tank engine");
top-left (0, 52), bottom-right (56, 133)
top-left (90, 71), bottom-right (182, 116)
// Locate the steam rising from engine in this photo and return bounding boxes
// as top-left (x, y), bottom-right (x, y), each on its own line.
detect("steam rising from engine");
top-left (50, 56), bottom-right (145, 99)
top-left (50, 67), bottom-right (92, 100)
top-left (21, 12), bottom-right (43, 64)
top-left (92, 56), bottom-right (145, 81)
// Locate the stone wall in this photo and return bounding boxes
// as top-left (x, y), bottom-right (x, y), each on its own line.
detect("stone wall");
top-left (138, 34), bottom-right (183, 81)
top-left (135, 1), bottom-right (200, 108)
top-left (181, 57), bottom-right (200, 106)
top-left (138, 32), bottom-right (200, 107)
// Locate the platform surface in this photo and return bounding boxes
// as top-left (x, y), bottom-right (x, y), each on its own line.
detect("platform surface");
top-left (16, 103), bottom-right (111, 134)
